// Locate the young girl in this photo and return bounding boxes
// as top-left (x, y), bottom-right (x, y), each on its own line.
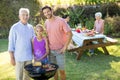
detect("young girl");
top-left (32, 24), bottom-right (49, 65)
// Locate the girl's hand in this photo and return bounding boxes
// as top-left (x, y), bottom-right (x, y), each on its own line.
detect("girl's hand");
top-left (35, 58), bottom-right (42, 61)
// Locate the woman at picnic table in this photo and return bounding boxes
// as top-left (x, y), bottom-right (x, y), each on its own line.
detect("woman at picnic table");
top-left (89, 12), bottom-right (105, 55)
top-left (93, 12), bottom-right (104, 34)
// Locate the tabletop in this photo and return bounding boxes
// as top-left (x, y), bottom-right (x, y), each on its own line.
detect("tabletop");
top-left (72, 31), bottom-right (106, 47)
top-left (69, 31), bottom-right (117, 60)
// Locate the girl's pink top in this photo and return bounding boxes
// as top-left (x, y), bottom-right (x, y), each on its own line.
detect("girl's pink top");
top-left (33, 37), bottom-right (47, 60)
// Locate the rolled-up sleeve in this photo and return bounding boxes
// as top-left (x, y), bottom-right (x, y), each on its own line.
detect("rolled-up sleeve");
top-left (8, 26), bottom-right (16, 52)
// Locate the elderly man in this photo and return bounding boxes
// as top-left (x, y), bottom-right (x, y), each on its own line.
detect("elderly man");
top-left (8, 8), bottom-right (35, 80)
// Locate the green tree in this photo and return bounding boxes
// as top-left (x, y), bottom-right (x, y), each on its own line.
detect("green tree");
top-left (0, 0), bottom-right (41, 38)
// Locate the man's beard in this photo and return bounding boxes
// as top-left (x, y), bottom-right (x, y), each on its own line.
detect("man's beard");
top-left (47, 14), bottom-right (52, 19)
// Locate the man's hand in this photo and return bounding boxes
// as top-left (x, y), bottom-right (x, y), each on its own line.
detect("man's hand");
top-left (9, 51), bottom-right (15, 66)
top-left (10, 57), bottom-right (16, 66)
top-left (59, 46), bottom-right (67, 54)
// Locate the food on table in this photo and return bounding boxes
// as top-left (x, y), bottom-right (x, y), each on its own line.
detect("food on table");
top-left (82, 29), bottom-right (91, 33)
top-left (76, 29), bottom-right (81, 33)
top-left (86, 30), bottom-right (95, 36)
top-left (81, 27), bottom-right (86, 31)
top-left (95, 31), bottom-right (99, 34)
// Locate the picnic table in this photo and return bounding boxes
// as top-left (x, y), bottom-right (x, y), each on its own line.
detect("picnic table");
top-left (68, 31), bottom-right (118, 60)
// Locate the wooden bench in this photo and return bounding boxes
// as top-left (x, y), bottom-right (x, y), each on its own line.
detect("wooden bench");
top-left (68, 37), bottom-right (118, 60)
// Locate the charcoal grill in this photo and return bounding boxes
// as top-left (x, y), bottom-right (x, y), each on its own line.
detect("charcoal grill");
top-left (24, 63), bottom-right (58, 80)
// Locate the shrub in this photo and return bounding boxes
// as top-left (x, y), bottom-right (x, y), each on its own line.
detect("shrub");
top-left (85, 17), bottom-right (94, 29)
top-left (0, 0), bottom-right (41, 38)
top-left (100, 2), bottom-right (120, 17)
top-left (54, 7), bottom-right (67, 17)
top-left (104, 16), bottom-right (120, 37)
top-left (67, 5), bottom-right (84, 27)
top-left (112, 16), bottom-right (120, 36)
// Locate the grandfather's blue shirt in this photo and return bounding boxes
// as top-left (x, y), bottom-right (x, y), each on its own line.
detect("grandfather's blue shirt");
top-left (8, 21), bottom-right (35, 62)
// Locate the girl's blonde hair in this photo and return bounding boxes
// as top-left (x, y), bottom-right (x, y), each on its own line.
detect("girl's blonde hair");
top-left (35, 24), bottom-right (44, 31)
top-left (35, 24), bottom-right (47, 36)
top-left (36, 24), bottom-right (43, 28)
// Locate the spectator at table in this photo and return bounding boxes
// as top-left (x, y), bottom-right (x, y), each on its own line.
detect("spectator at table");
top-left (62, 15), bottom-right (77, 50)
top-left (62, 14), bottom-right (70, 24)
top-left (93, 12), bottom-right (104, 34)
top-left (89, 12), bottom-right (105, 55)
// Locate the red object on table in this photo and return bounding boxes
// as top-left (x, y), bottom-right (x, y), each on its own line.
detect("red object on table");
top-left (76, 29), bottom-right (81, 33)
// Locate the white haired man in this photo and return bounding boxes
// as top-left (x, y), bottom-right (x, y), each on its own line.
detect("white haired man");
top-left (8, 8), bottom-right (35, 80)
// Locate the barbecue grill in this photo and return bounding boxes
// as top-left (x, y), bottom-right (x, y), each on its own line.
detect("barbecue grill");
top-left (24, 63), bottom-right (58, 80)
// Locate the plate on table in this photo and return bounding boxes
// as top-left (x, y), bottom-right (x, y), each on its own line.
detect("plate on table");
top-left (95, 31), bottom-right (99, 34)
top-left (84, 32), bottom-right (95, 37)
top-left (72, 28), bottom-right (76, 31)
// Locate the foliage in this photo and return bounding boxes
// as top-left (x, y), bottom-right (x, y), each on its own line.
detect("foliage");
top-left (104, 23), bottom-right (113, 36)
top-left (0, 0), bottom-right (41, 38)
top-left (100, 2), bottom-right (120, 17)
top-left (107, 2), bottom-right (120, 17)
top-left (40, 0), bottom-right (119, 6)
top-left (67, 5), bottom-right (84, 27)
top-left (85, 17), bottom-right (94, 29)
top-left (54, 7), bottom-right (68, 17)
top-left (112, 16), bottom-right (120, 36)
top-left (104, 16), bottom-right (120, 37)
top-left (84, 0), bottom-right (119, 5)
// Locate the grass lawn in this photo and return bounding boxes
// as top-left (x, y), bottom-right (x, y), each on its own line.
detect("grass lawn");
top-left (0, 39), bottom-right (15, 80)
top-left (0, 38), bottom-right (120, 80)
